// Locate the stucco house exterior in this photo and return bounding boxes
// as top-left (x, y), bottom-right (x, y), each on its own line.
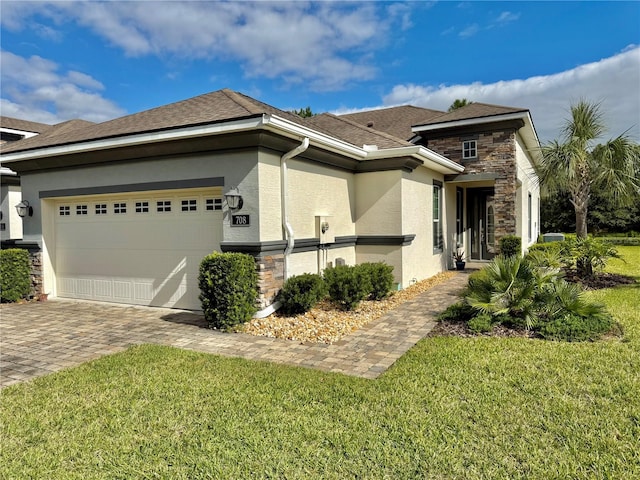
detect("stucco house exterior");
top-left (342, 102), bottom-right (542, 262)
top-left (0, 89), bottom-right (540, 313)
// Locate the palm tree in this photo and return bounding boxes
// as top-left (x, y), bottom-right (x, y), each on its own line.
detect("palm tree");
top-left (538, 100), bottom-right (639, 238)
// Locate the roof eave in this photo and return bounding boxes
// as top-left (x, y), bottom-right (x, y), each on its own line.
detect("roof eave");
top-left (412, 111), bottom-right (530, 133)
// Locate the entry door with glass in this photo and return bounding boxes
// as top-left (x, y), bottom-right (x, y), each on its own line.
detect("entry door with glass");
top-left (468, 189), bottom-right (496, 261)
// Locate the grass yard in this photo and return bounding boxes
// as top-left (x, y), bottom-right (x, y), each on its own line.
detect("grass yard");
top-left (1, 248), bottom-right (639, 479)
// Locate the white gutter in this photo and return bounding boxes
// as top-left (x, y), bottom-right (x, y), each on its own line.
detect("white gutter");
top-left (253, 136), bottom-right (310, 320)
top-left (365, 145), bottom-right (464, 173)
top-left (281, 137), bottom-right (310, 276)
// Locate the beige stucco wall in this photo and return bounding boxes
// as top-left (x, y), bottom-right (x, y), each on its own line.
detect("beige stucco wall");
top-left (515, 134), bottom-right (541, 248)
top-left (401, 167), bottom-right (449, 286)
top-left (355, 171), bottom-right (401, 235)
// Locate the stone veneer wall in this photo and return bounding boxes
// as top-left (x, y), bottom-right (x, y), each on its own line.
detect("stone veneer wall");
top-left (427, 129), bottom-right (518, 243)
top-left (254, 253), bottom-right (285, 309)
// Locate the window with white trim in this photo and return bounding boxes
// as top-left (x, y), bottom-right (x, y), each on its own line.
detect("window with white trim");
top-left (181, 199), bottom-right (197, 212)
top-left (114, 202), bottom-right (127, 214)
top-left (205, 198), bottom-right (222, 211)
top-left (157, 200), bottom-right (171, 212)
top-left (59, 205), bottom-right (70, 216)
top-left (95, 204), bottom-right (107, 215)
top-left (135, 201), bottom-right (150, 213)
top-left (433, 182), bottom-right (443, 253)
top-left (462, 140), bottom-right (477, 159)
top-left (76, 205), bottom-right (88, 215)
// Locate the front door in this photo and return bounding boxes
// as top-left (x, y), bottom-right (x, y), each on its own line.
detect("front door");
top-left (468, 189), bottom-right (496, 261)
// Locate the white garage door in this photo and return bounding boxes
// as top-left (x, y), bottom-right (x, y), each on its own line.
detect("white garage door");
top-left (53, 188), bottom-right (223, 310)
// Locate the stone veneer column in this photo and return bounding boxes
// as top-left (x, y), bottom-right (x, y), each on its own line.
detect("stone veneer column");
top-left (28, 249), bottom-right (44, 296)
top-left (254, 253), bottom-right (285, 309)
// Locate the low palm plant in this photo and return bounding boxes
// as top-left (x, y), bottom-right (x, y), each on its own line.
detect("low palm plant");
top-left (455, 252), bottom-right (612, 338)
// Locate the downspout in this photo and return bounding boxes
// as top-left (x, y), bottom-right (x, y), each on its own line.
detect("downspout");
top-left (281, 137), bottom-right (310, 277)
top-left (253, 137), bottom-right (309, 319)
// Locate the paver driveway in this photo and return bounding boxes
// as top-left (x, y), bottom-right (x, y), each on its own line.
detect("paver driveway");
top-left (1, 272), bottom-right (467, 387)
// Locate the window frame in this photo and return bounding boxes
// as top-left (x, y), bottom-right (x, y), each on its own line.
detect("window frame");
top-left (433, 181), bottom-right (443, 253)
top-left (462, 140), bottom-right (477, 160)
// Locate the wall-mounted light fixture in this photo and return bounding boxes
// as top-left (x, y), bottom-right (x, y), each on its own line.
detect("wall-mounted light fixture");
top-left (15, 200), bottom-right (33, 218)
top-left (224, 187), bottom-right (243, 211)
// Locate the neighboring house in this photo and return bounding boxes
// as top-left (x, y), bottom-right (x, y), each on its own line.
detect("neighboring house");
top-left (1, 117), bottom-right (95, 242)
top-left (0, 89), bottom-right (540, 313)
top-left (1, 116), bottom-right (52, 241)
top-left (342, 102), bottom-right (542, 261)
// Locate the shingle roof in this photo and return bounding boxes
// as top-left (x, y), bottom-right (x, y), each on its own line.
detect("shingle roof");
top-left (0, 89), bottom-right (305, 154)
top-left (0, 116), bottom-right (52, 134)
top-left (339, 105), bottom-right (445, 140)
top-left (415, 102), bottom-right (528, 128)
top-left (303, 113), bottom-right (413, 149)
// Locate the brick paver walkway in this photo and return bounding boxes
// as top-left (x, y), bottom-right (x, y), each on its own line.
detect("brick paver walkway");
top-left (0, 273), bottom-right (468, 387)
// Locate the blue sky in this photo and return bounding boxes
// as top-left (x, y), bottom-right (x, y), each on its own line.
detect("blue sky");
top-left (1, 1), bottom-right (639, 143)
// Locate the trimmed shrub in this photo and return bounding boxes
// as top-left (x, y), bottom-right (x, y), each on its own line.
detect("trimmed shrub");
top-left (323, 264), bottom-right (370, 311)
top-left (357, 262), bottom-right (394, 300)
top-left (438, 302), bottom-right (476, 323)
top-left (499, 235), bottom-right (522, 257)
top-left (468, 314), bottom-right (495, 333)
top-left (198, 252), bottom-right (258, 330)
top-left (278, 273), bottom-right (326, 315)
top-left (537, 312), bottom-right (614, 342)
top-left (0, 249), bottom-right (31, 302)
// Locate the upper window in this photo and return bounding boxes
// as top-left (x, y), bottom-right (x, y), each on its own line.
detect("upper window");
top-left (181, 199), bottom-right (197, 212)
top-left (76, 205), bottom-right (88, 215)
top-left (114, 202), bottom-right (127, 214)
top-left (206, 198), bottom-right (222, 211)
top-left (135, 201), bottom-right (150, 213)
top-left (157, 200), bottom-right (171, 213)
top-left (462, 140), bottom-right (477, 159)
top-left (95, 204), bottom-right (107, 215)
top-left (59, 205), bottom-right (70, 216)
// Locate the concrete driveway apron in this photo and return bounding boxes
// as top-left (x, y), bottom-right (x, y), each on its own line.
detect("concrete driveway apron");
top-left (1, 272), bottom-right (467, 388)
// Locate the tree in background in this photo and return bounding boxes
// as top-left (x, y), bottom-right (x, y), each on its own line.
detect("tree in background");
top-left (291, 106), bottom-right (314, 118)
top-left (448, 99), bottom-right (472, 112)
top-left (537, 100), bottom-right (639, 238)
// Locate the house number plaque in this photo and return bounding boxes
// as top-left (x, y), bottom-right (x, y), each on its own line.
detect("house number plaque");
top-left (231, 214), bottom-right (250, 227)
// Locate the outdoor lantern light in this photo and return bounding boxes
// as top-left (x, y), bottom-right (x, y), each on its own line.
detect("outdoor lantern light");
top-left (15, 200), bottom-right (33, 218)
top-left (224, 187), bottom-right (243, 211)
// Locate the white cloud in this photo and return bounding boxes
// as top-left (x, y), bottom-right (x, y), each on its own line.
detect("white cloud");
top-left (495, 11), bottom-right (520, 24)
top-left (380, 46), bottom-right (640, 142)
top-left (1, 1), bottom-right (404, 91)
top-left (459, 23), bottom-right (479, 38)
top-left (0, 50), bottom-right (126, 123)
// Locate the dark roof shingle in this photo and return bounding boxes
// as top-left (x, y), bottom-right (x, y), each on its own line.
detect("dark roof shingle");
top-left (1, 89), bottom-right (305, 154)
top-left (339, 105), bottom-right (444, 140)
top-left (304, 113), bottom-right (413, 149)
top-left (0, 116), bottom-right (52, 134)
top-left (416, 102), bottom-right (528, 127)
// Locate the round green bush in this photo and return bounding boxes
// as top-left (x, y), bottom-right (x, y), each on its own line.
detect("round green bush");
top-left (278, 273), bottom-right (326, 315)
top-left (323, 264), bottom-right (370, 311)
top-left (198, 252), bottom-right (258, 330)
top-left (499, 235), bottom-right (522, 257)
top-left (357, 262), bottom-right (394, 300)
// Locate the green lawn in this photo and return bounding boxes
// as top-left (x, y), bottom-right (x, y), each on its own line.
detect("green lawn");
top-left (2, 248), bottom-right (639, 479)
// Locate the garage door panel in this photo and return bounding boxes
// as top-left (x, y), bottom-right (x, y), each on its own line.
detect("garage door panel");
top-left (54, 190), bottom-right (222, 309)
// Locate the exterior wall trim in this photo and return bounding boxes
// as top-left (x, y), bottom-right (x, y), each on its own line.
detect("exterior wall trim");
top-left (221, 234), bottom-right (416, 255)
top-left (39, 177), bottom-right (225, 198)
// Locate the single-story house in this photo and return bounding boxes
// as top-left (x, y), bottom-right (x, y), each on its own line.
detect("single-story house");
top-left (0, 89), bottom-right (541, 313)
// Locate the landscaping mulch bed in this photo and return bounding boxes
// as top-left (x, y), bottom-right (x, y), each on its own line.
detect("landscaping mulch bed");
top-left (427, 321), bottom-right (538, 339)
top-left (564, 271), bottom-right (637, 290)
top-left (239, 271), bottom-right (456, 344)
